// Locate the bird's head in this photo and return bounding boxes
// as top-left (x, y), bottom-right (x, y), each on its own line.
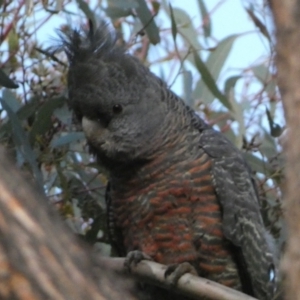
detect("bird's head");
top-left (61, 22), bottom-right (170, 169)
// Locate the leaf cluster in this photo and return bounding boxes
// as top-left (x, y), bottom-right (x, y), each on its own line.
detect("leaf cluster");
top-left (0, 0), bottom-right (285, 253)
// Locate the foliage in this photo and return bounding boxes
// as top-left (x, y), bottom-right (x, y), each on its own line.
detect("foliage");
top-left (0, 0), bottom-right (284, 255)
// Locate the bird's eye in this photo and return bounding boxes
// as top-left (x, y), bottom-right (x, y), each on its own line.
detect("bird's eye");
top-left (113, 104), bottom-right (123, 114)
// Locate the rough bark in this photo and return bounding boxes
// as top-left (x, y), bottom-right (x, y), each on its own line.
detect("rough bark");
top-left (269, 1), bottom-right (300, 299)
top-left (0, 147), bottom-right (138, 300)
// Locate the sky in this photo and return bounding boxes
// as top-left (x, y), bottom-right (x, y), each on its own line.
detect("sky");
top-left (37, 0), bottom-right (270, 74)
top-left (32, 0), bottom-right (282, 129)
top-left (169, 0), bottom-right (269, 68)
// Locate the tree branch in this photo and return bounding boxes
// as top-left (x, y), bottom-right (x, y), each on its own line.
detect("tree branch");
top-left (269, 1), bottom-right (300, 299)
top-left (99, 257), bottom-right (258, 300)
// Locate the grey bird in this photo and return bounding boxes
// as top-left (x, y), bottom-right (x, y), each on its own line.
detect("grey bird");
top-left (61, 21), bottom-right (278, 300)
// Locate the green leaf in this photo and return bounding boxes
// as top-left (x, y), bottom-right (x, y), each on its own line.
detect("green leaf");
top-left (197, 0), bottom-right (211, 38)
top-left (76, 0), bottom-right (95, 26)
top-left (51, 132), bottom-right (85, 148)
top-left (193, 50), bottom-right (231, 110)
top-left (152, 1), bottom-right (160, 14)
top-left (29, 96), bottom-right (65, 144)
top-left (17, 97), bottom-right (40, 120)
top-left (0, 69), bottom-right (18, 88)
top-left (0, 97), bottom-right (24, 148)
top-left (135, 0), bottom-right (160, 45)
top-left (244, 152), bottom-right (271, 175)
top-left (105, 6), bottom-right (132, 18)
top-left (252, 64), bottom-right (270, 82)
top-left (172, 8), bottom-right (202, 49)
top-left (182, 68), bottom-right (193, 107)
top-left (105, 0), bottom-right (138, 18)
top-left (8, 30), bottom-right (19, 52)
top-left (224, 75), bottom-right (241, 98)
top-left (169, 3), bottom-right (177, 42)
top-left (0, 97), bottom-right (44, 192)
top-left (108, 0), bottom-right (138, 9)
top-left (228, 91), bottom-right (245, 149)
top-left (193, 35), bottom-right (238, 107)
top-left (265, 108), bottom-right (283, 137)
top-left (53, 104), bottom-right (72, 125)
top-left (0, 97), bottom-right (39, 139)
top-left (206, 35), bottom-right (238, 73)
top-left (260, 129), bottom-right (278, 158)
top-left (265, 107), bottom-right (274, 129)
top-left (2, 89), bottom-right (21, 112)
top-left (252, 64), bottom-right (276, 98)
top-left (246, 7), bottom-right (271, 41)
top-left (7, 30), bottom-right (19, 68)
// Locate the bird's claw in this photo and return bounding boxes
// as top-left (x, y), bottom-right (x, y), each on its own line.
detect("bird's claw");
top-left (124, 250), bottom-right (152, 272)
top-left (165, 262), bottom-right (197, 286)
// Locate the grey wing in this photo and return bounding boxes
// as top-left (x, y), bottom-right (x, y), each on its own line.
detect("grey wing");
top-left (105, 182), bottom-right (126, 257)
top-left (199, 127), bottom-right (277, 300)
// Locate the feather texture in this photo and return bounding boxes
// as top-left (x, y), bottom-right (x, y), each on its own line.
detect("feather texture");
top-left (62, 21), bottom-right (279, 300)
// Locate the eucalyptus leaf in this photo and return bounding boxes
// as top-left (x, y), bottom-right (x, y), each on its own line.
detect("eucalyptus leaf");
top-left (265, 108), bottom-right (283, 137)
top-left (53, 104), bottom-right (72, 125)
top-left (260, 129), bottom-right (278, 158)
top-left (51, 132), bottom-right (85, 148)
top-left (193, 50), bottom-right (231, 110)
top-left (0, 97), bottom-right (39, 139)
top-left (2, 89), bottom-right (21, 112)
top-left (193, 35), bottom-right (238, 107)
top-left (197, 0), bottom-right (211, 38)
top-left (182, 68), bottom-right (193, 107)
top-left (169, 3), bottom-right (177, 42)
top-left (0, 96), bottom-right (44, 192)
top-left (229, 93), bottom-right (245, 149)
top-left (224, 76), bottom-right (241, 98)
top-left (172, 8), bottom-right (202, 49)
top-left (105, 6), bottom-right (132, 18)
top-left (252, 64), bottom-right (276, 98)
top-left (0, 69), bottom-right (18, 88)
top-left (246, 7), bottom-right (271, 41)
top-left (135, 0), bottom-right (160, 45)
top-left (17, 97), bottom-right (40, 120)
top-left (29, 96), bottom-right (65, 144)
top-left (76, 0), bottom-right (95, 26)
top-left (107, 0), bottom-right (138, 9)
top-left (244, 152), bottom-right (271, 175)
top-left (105, 0), bottom-right (136, 19)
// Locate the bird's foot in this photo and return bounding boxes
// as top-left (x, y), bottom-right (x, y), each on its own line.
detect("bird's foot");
top-left (165, 262), bottom-right (197, 286)
top-left (124, 250), bottom-right (153, 272)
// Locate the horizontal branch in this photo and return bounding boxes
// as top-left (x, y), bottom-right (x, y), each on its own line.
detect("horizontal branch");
top-left (99, 257), bottom-right (258, 300)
